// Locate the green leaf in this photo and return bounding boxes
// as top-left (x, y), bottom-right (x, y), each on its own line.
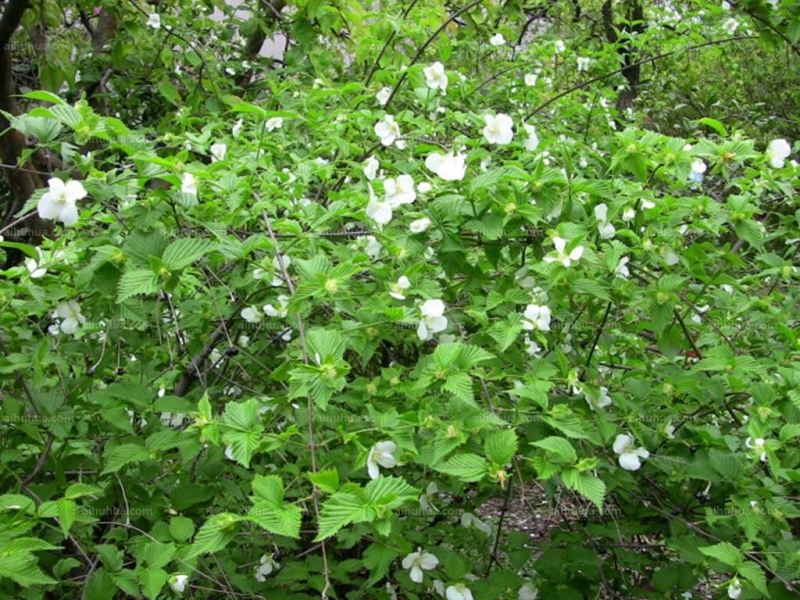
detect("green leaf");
top-left (140, 542), bottom-right (175, 569)
top-left (0, 538), bottom-right (61, 554)
top-left (169, 517), bottom-right (196, 543)
top-left (248, 501), bottom-right (302, 538)
top-left (696, 117), bottom-right (728, 137)
top-left (117, 270), bottom-right (159, 302)
top-left (64, 483), bottom-right (101, 500)
top-left (309, 468), bottom-right (340, 494)
top-left (22, 90), bottom-right (66, 105)
top-left (561, 469), bottom-right (606, 512)
top-left (101, 443), bottom-right (151, 474)
top-left (434, 453), bottom-right (489, 482)
top-left (737, 561), bottom-right (769, 596)
top-left (484, 430), bottom-right (517, 465)
top-left (699, 541), bottom-right (743, 566)
top-left (363, 543), bottom-right (401, 586)
top-left (314, 491), bottom-right (375, 542)
top-left (532, 436), bottom-right (577, 463)
top-left (0, 553), bottom-right (57, 586)
top-left (365, 476), bottom-right (418, 508)
top-left (252, 475), bottom-right (285, 503)
top-left (84, 569), bottom-right (116, 600)
top-left (188, 513), bottom-right (243, 557)
top-left (138, 567), bottom-right (168, 600)
top-left (161, 238), bottom-right (218, 270)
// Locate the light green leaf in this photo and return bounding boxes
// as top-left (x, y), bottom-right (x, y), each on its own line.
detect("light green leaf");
top-left (532, 436), bottom-right (577, 463)
top-left (434, 453), bottom-right (489, 482)
top-left (699, 541), bottom-right (743, 566)
top-left (161, 238), bottom-right (218, 270)
top-left (561, 469), bottom-right (606, 512)
top-left (485, 429), bottom-right (517, 465)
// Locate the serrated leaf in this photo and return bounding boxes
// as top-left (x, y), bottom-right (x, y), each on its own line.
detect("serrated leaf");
top-left (699, 541), bottom-right (742, 566)
top-left (138, 567), bottom-right (168, 600)
top-left (309, 468), bottom-right (340, 494)
top-left (365, 476), bottom-right (418, 508)
top-left (363, 543), bottom-right (401, 586)
top-left (101, 443), bottom-right (150, 474)
top-left (22, 90), bottom-right (66, 105)
top-left (314, 491), bottom-right (374, 542)
top-left (0, 553), bottom-right (57, 586)
top-left (252, 475), bottom-right (284, 504)
top-left (532, 436), bottom-right (577, 462)
top-left (64, 483), bottom-right (101, 500)
top-left (561, 469), bottom-right (606, 512)
top-left (0, 538), bottom-right (62, 554)
top-left (434, 453), bottom-right (489, 482)
top-left (737, 561), bottom-right (769, 596)
top-left (169, 517), bottom-right (196, 543)
top-left (485, 430), bottom-right (517, 465)
top-left (161, 238), bottom-right (218, 270)
top-left (117, 270), bottom-right (159, 302)
top-left (188, 513), bottom-right (243, 557)
top-left (248, 501), bottom-right (302, 539)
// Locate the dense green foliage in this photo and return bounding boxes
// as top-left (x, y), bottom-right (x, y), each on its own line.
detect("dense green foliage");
top-left (0, 1), bottom-right (798, 599)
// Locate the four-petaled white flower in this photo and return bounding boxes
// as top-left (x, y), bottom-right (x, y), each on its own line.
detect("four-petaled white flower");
top-left (363, 156), bottom-right (379, 180)
top-left (524, 73), bottom-right (538, 86)
top-left (728, 578), bottom-right (742, 599)
top-left (376, 86), bottom-right (391, 106)
top-left (38, 177), bottom-right (87, 226)
top-left (210, 143), bottom-right (227, 162)
top-left (622, 207), bottom-right (636, 221)
top-left (554, 40), bottom-right (566, 53)
top-left (424, 62), bottom-right (448, 91)
top-left (745, 437), bottom-right (767, 462)
top-left (384, 175), bottom-right (416, 206)
top-left (425, 151), bottom-right (467, 181)
top-left (522, 304), bottom-right (551, 331)
top-left (410, 217), bottom-right (432, 234)
top-left (767, 139), bottom-right (791, 168)
top-left (375, 115), bottom-right (402, 147)
top-left (460, 512), bottom-right (491, 535)
top-left (522, 124), bottom-right (539, 152)
top-left (366, 184), bottom-right (393, 227)
top-left (147, 13), bottom-right (161, 29)
top-left (519, 581), bottom-right (539, 600)
top-left (446, 583), bottom-right (474, 600)
top-left (523, 334), bottom-right (541, 357)
top-left (615, 256), bottom-right (630, 279)
top-left (367, 441), bottom-right (397, 479)
top-left (25, 248), bottom-right (48, 278)
top-left (271, 254), bottom-right (292, 286)
top-left (418, 181), bottom-right (433, 193)
top-left (594, 203), bottom-right (616, 239)
top-left (489, 33), bottom-right (506, 47)
top-left (265, 117), bottom-right (283, 132)
top-left (417, 299), bottom-right (448, 341)
top-left (722, 18), bottom-right (739, 35)
top-left (169, 574), bottom-right (188, 593)
top-left (587, 386), bottom-right (612, 410)
top-left (255, 554), bottom-right (280, 582)
top-left (689, 159), bottom-right (707, 183)
top-left (483, 113), bottom-right (514, 145)
top-left (181, 173), bottom-right (197, 195)
top-left (264, 295), bottom-right (290, 318)
top-left (55, 300), bottom-right (86, 335)
top-left (577, 57), bottom-right (591, 72)
top-left (613, 433), bottom-right (650, 471)
top-left (419, 481), bottom-right (439, 513)
top-left (402, 548), bottom-right (439, 583)
top-left (544, 236), bottom-right (584, 267)
top-left (389, 276), bottom-right (411, 300)
top-left (232, 119), bottom-right (244, 137)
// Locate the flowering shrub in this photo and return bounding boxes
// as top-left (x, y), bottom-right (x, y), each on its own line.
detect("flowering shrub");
top-left (0, 1), bottom-right (798, 599)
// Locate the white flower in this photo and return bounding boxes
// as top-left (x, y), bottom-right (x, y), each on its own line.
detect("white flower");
top-left (265, 117), bottom-right (283, 132)
top-left (577, 57), bottom-right (591, 72)
top-left (417, 299), bottom-right (448, 341)
top-left (181, 173), bottom-right (197, 195)
top-left (25, 248), bottom-right (48, 278)
top-left (446, 583), bottom-right (474, 600)
top-left (367, 441), bottom-right (397, 479)
top-left (271, 254), bottom-right (291, 287)
top-left (38, 178), bottom-right (87, 226)
top-left (425, 151), bottom-right (467, 181)
top-left (622, 207), bottom-right (636, 221)
top-left (363, 156), bottom-right (379, 180)
top-left (767, 138), bottom-right (791, 168)
top-left (160, 412), bottom-right (185, 428)
top-left (519, 581), bottom-right (539, 600)
top-left (402, 548), bottom-right (439, 583)
top-left (722, 18), bottom-right (739, 35)
top-left (544, 236), bottom-right (584, 267)
top-left (409, 217), bottom-right (432, 234)
top-left (366, 188), bottom-right (394, 227)
top-left (255, 554), bottom-right (280, 582)
top-left (232, 118), bottom-right (244, 137)
top-left (522, 124), bottom-right (539, 152)
top-left (376, 86), bottom-right (391, 106)
top-left (524, 73), bottom-right (538, 86)
top-left (460, 512), bottom-right (491, 535)
top-left (389, 276), bottom-right (411, 300)
top-left (615, 256), bottom-right (630, 279)
top-left (419, 482), bottom-right (439, 512)
top-left (264, 295), bottom-right (290, 318)
top-left (56, 301), bottom-right (85, 335)
top-left (147, 13), bottom-right (161, 29)
top-left (594, 203), bottom-right (616, 239)
top-left (364, 235), bottom-right (382, 258)
top-left (745, 437), bottom-right (767, 462)
top-left (522, 304), bottom-right (551, 331)
top-left (424, 62), bottom-right (448, 91)
top-left (523, 334), bottom-right (541, 357)
top-left (169, 574), bottom-right (188, 593)
top-left (418, 181), bottom-right (433, 193)
top-left (489, 33), bottom-right (506, 46)
top-left (554, 39), bottom-right (566, 53)
top-left (384, 175), bottom-right (416, 206)
top-left (689, 159), bottom-right (707, 183)
top-left (721, 1), bottom-right (731, 9)
top-left (728, 578), bottom-right (742, 599)
top-left (210, 142), bottom-right (227, 162)
top-left (587, 387), bottom-right (612, 410)
top-left (375, 115), bottom-right (401, 147)
top-left (613, 434), bottom-right (650, 471)
top-left (482, 113), bottom-right (514, 145)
